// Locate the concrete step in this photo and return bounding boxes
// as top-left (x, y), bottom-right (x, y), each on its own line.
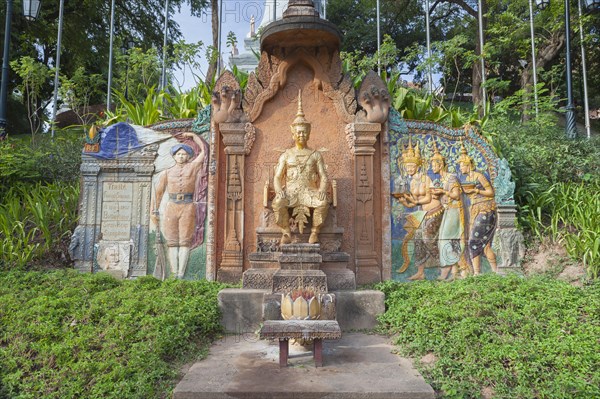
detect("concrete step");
top-left (173, 333), bottom-right (435, 399)
top-left (218, 288), bottom-right (386, 334)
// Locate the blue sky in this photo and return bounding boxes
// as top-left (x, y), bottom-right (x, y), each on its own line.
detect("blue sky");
top-left (172, 1), bottom-right (275, 90)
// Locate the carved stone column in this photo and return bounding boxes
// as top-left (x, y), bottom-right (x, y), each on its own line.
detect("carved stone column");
top-left (493, 204), bottom-right (526, 274)
top-left (350, 122), bottom-right (382, 284)
top-left (218, 123), bottom-right (247, 283)
top-left (70, 158), bottom-right (101, 273)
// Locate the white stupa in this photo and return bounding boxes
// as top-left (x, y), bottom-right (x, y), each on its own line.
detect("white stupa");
top-left (230, 0), bottom-right (326, 73)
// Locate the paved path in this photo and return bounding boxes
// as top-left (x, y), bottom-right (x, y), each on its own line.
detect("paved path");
top-left (174, 332), bottom-right (435, 399)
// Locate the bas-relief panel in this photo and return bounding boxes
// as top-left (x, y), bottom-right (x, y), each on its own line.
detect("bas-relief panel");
top-left (81, 118), bottom-right (213, 280)
top-left (388, 109), bottom-right (500, 282)
top-left (94, 240), bottom-right (132, 278)
top-left (146, 113), bottom-right (212, 280)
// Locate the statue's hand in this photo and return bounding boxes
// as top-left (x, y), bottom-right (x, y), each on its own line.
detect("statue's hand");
top-left (275, 190), bottom-right (286, 200)
top-left (181, 132), bottom-right (195, 138)
top-left (317, 190), bottom-right (326, 201)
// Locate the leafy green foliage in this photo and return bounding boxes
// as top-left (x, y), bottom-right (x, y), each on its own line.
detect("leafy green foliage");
top-left (169, 40), bottom-right (208, 91)
top-left (487, 114), bottom-right (600, 276)
top-left (106, 87), bottom-right (165, 126)
top-left (0, 135), bottom-right (82, 193)
top-left (164, 87), bottom-right (207, 119)
top-left (231, 65), bottom-right (249, 91)
top-left (0, 270), bottom-right (225, 398)
top-left (489, 117), bottom-right (600, 200)
top-left (10, 56), bottom-right (52, 138)
top-left (341, 35), bottom-right (401, 86)
top-left (58, 67), bottom-right (106, 133)
top-left (520, 182), bottom-right (600, 278)
top-left (0, 182), bottom-right (79, 270)
top-left (377, 275), bottom-right (600, 398)
top-left (392, 86), bottom-right (446, 122)
top-left (0, 133), bottom-right (82, 269)
top-left (105, 81), bottom-right (216, 125)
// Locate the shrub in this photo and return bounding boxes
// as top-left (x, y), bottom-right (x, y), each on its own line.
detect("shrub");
top-left (0, 182), bottom-right (79, 270)
top-left (487, 117), bottom-right (600, 276)
top-left (0, 134), bottom-right (82, 196)
top-left (487, 116), bottom-right (600, 201)
top-left (377, 275), bottom-right (600, 399)
top-left (0, 270), bottom-right (225, 399)
top-left (521, 181), bottom-right (600, 278)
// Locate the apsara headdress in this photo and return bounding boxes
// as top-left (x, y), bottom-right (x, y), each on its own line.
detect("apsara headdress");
top-left (430, 138), bottom-right (445, 164)
top-left (457, 140), bottom-right (474, 166)
top-left (401, 136), bottom-right (422, 165)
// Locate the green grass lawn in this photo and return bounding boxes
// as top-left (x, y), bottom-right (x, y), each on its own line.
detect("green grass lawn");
top-left (2, 270), bottom-right (597, 399)
top-left (377, 274), bottom-right (600, 399)
top-left (0, 270), bottom-right (226, 399)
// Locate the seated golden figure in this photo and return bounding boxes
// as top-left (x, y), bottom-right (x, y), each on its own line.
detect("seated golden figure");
top-left (272, 91), bottom-right (330, 245)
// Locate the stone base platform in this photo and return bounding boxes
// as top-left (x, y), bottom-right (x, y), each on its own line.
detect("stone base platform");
top-left (173, 333), bottom-right (435, 399)
top-left (218, 288), bottom-right (385, 333)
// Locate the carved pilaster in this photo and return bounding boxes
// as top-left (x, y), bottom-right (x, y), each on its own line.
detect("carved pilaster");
top-left (493, 204), bottom-right (526, 274)
top-left (218, 123), bottom-right (247, 283)
top-left (349, 122), bottom-right (382, 285)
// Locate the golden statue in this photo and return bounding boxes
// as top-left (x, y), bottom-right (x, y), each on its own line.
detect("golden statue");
top-left (395, 138), bottom-right (443, 280)
top-left (457, 142), bottom-right (497, 275)
top-left (272, 91), bottom-right (330, 245)
top-left (429, 139), bottom-right (466, 280)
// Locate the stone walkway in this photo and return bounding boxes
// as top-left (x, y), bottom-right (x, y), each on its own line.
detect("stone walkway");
top-left (174, 332), bottom-right (435, 399)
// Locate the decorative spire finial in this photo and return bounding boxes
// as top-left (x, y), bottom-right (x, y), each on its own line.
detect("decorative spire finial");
top-left (291, 89), bottom-right (310, 128)
top-left (458, 140), bottom-right (473, 166)
top-left (431, 138), bottom-right (444, 162)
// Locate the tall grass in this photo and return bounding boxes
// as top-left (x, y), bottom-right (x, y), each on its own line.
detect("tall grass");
top-left (0, 182), bottom-right (79, 269)
top-left (521, 181), bottom-right (600, 278)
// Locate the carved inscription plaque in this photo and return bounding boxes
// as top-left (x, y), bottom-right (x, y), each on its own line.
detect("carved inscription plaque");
top-left (102, 182), bottom-right (133, 240)
top-left (101, 202), bottom-right (132, 221)
top-left (103, 182), bottom-right (133, 201)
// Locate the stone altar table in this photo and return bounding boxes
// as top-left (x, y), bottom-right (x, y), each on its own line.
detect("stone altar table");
top-left (260, 319), bottom-right (342, 367)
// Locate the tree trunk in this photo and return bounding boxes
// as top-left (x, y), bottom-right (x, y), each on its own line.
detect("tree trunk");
top-left (472, 0), bottom-right (487, 117)
top-left (472, 39), bottom-right (483, 113)
top-left (520, 67), bottom-right (533, 122)
top-left (520, 31), bottom-right (565, 122)
top-left (204, 0), bottom-right (219, 88)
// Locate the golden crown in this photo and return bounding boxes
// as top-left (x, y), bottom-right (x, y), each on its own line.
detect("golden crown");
top-left (291, 90), bottom-right (311, 128)
top-left (401, 137), bottom-right (422, 165)
top-left (457, 140), bottom-right (474, 165)
top-left (430, 138), bottom-right (445, 163)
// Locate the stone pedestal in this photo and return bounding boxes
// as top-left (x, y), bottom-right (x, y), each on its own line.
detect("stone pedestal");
top-left (272, 269), bottom-right (328, 294)
top-left (244, 237), bottom-right (357, 291)
top-left (278, 243), bottom-right (322, 269)
top-left (494, 204), bottom-right (526, 274)
top-left (217, 288), bottom-right (385, 332)
top-left (272, 244), bottom-right (328, 293)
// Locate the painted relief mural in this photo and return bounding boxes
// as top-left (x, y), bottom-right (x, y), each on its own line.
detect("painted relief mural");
top-left (389, 109), bottom-right (501, 281)
top-left (147, 106), bottom-right (211, 280)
